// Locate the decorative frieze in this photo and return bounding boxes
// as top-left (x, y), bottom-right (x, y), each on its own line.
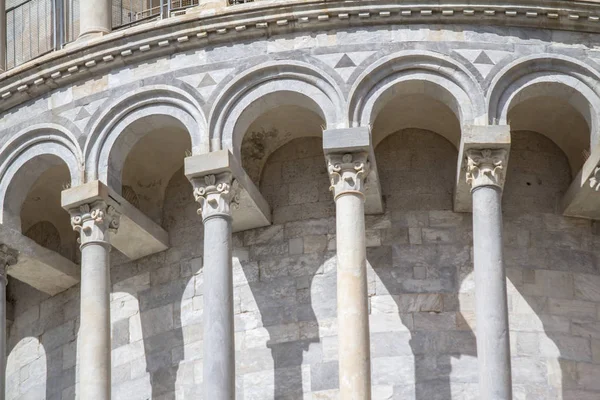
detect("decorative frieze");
top-left (69, 200), bottom-right (121, 246)
top-left (192, 172), bottom-right (240, 221)
top-left (327, 152), bottom-right (370, 199)
top-left (465, 149), bottom-right (508, 190)
top-left (1, 1), bottom-right (600, 111)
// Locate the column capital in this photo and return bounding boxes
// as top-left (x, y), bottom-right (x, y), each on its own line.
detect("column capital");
top-left (69, 200), bottom-right (120, 247)
top-left (589, 165), bottom-right (600, 191)
top-left (192, 172), bottom-right (240, 221)
top-left (327, 152), bottom-right (370, 200)
top-left (0, 245), bottom-right (17, 285)
top-left (466, 148), bottom-right (508, 191)
top-left (185, 151), bottom-right (271, 231)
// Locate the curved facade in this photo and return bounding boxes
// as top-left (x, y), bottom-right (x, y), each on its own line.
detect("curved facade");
top-left (2, 1), bottom-right (600, 399)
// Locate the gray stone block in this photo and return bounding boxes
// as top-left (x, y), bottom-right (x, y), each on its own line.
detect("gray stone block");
top-left (310, 361), bottom-right (339, 392)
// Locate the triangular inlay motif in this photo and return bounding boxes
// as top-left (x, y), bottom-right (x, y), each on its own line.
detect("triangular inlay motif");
top-left (474, 51), bottom-right (495, 65)
top-left (335, 54), bottom-right (356, 69)
top-left (197, 74), bottom-right (217, 88)
top-left (75, 107), bottom-right (91, 121)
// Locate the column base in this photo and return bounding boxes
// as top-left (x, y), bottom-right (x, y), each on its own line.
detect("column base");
top-left (77, 31), bottom-right (109, 43)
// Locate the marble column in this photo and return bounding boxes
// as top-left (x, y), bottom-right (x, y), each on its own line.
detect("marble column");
top-left (79, 0), bottom-right (111, 39)
top-left (70, 201), bottom-right (120, 400)
top-left (0, 245), bottom-right (16, 398)
top-left (466, 149), bottom-right (512, 400)
top-left (0, 0), bottom-right (5, 71)
top-left (327, 152), bottom-right (371, 400)
top-left (192, 173), bottom-right (238, 400)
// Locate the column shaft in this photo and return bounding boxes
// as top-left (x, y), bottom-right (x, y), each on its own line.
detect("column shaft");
top-left (466, 148), bottom-right (512, 400)
top-left (0, 0), bottom-right (5, 71)
top-left (336, 192), bottom-right (371, 399)
top-left (79, 0), bottom-right (111, 39)
top-left (327, 152), bottom-right (371, 399)
top-left (0, 273), bottom-right (6, 398)
top-left (0, 246), bottom-right (17, 399)
top-left (79, 241), bottom-right (112, 399)
top-left (472, 186), bottom-right (512, 400)
top-left (69, 202), bottom-right (120, 400)
top-left (192, 172), bottom-right (238, 400)
top-left (203, 214), bottom-right (235, 399)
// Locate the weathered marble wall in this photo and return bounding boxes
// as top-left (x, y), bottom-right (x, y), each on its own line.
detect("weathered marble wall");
top-left (4, 129), bottom-right (600, 400)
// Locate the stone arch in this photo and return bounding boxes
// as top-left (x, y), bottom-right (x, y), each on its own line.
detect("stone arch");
top-left (0, 124), bottom-right (83, 229)
top-left (83, 85), bottom-right (207, 189)
top-left (209, 61), bottom-right (346, 160)
top-left (348, 50), bottom-right (486, 145)
top-left (487, 55), bottom-right (600, 170)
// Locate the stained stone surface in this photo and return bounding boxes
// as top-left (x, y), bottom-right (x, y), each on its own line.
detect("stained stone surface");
top-left (2, 15), bottom-right (600, 400)
top-left (0, 131), bottom-right (597, 399)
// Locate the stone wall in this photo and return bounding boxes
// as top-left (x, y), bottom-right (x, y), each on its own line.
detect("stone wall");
top-left (4, 129), bottom-right (600, 399)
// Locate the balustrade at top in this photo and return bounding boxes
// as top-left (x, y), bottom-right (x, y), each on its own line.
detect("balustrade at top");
top-left (112, 0), bottom-right (202, 29)
top-left (5, 0), bottom-right (600, 70)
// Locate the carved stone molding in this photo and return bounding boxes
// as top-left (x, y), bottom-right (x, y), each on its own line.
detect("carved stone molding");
top-left (0, 245), bottom-right (17, 285)
top-left (3, 1), bottom-right (600, 114)
top-left (327, 152), bottom-right (370, 200)
top-left (465, 148), bottom-right (508, 191)
top-left (192, 172), bottom-right (240, 221)
top-left (69, 200), bottom-right (121, 246)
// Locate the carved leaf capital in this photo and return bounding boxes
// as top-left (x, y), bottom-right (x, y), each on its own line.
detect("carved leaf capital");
top-left (0, 245), bottom-right (17, 284)
top-left (326, 152), bottom-right (370, 199)
top-left (465, 148), bottom-right (508, 190)
top-left (192, 172), bottom-right (240, 220)
top-left (69, 200), bottom-right (121, 246)
top-left (589, 166), bottom-right (600, 191)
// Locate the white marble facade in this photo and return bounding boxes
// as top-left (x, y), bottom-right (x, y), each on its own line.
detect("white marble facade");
top-left (2, 1), bottom-right (600, 399)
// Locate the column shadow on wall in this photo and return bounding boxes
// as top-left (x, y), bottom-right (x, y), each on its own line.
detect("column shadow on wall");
top-left (110, 167), bottom-right (203, 399)
top-left (369, 242), bottom-right (477, 400)
top-left (502, 215), bottom-right (600, 400)
top-left (240, 248), bottom-right (330, 399)
top-left (501, 131), bottom-right (599, 399)
top-left (111, 249), bottom-right (201, 399)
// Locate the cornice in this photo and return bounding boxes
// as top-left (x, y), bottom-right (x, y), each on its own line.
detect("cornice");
top-left (1, 0), bottom-right (600, 113)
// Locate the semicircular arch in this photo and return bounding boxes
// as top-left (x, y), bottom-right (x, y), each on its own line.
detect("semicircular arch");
top-left (348, 50), bottom-right (486, 131)
top-left (0, 124), bottom-right (83, 228)
top-left (84, 85), bottom-right (207, 185)
top-left (209, 61), bottom-right (345, 159)
top-left (488, 55), bottom-right (600, 139)
top-left (488, 54), bottom-right (600, 171)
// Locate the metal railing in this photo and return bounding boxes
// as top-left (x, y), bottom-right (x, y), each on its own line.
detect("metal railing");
top-left (6, 0), bottom-right (56, 69)
top-left (4, 0), bottom-right (204, 69)
top-left (112, 0), bottom-right (201, 29)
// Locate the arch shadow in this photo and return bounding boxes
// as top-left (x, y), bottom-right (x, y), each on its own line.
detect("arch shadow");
top-left (239, 136), bottom-right (336, 398)
top-left (6, 279), bottom-right (79, 400)
top-left (109, 166), bottom-right (203, 399)
top-left (369, 128), bottom-right (477, 400)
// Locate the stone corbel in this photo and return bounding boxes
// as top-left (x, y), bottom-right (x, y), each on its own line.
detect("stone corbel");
top-left (0, 229), bottom-right (79, 295)
top-left (62, 181), bottom-right (169, 260)
top-left (454, 125), bottom-right (511, 212)
top-left (185, 150), bottom-right (271, 232)
top-left (561, 145), bottom-right (600, 219)
top-left (323, 127), bottom-right (384, 214)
